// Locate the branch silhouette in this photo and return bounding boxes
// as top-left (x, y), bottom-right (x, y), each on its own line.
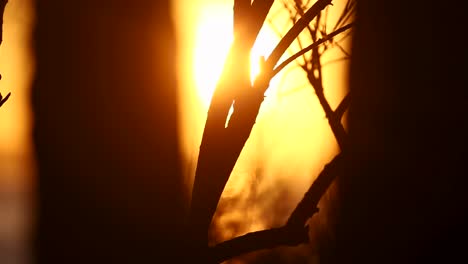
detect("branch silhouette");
top-left (0, 0), bottom-right (10, 109)
top-left (189, 1), bottom-right (355, 262)
top-left (210, 153), bottom-right (345, 263)
top-left (189, 0), bottom-right (334, 248)
top-left (271, 23), bottom-right (353, 78)
top-left (0, 91), bottom-right (10, 107)
top-left (207, 2), bottom-right (356, 261)
top-left (0, 0), bottom-right (7, 45)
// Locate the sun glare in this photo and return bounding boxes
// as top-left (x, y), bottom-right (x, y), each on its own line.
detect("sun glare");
top-left (193, 6), bottom-right (232, 107)
top-left (182, 0), bottom-right (350, 244)
top-left (193, 5), bottom-right (278, 107)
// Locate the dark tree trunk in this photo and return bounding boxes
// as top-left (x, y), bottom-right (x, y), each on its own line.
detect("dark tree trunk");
top-left (32, 1), bottom-right (184, 263)
top-left (330, 0), bottom-right (467, 263)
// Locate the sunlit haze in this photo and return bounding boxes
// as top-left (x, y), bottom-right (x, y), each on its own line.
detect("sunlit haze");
top-left (0, 0), bottom-right (352, 262)
top-left (0, 0), bottom-right (35, 263)
top-left (174, 0), bottom-right (351, 246)
top-left (193, 4), bottom-right (278, 106)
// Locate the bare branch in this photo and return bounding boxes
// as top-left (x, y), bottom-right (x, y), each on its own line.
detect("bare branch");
top-left (0, 0), bottom-right (10, 109)
top-left (334, 92), bottom-right (350, 122)
top-left (262, 0), bottom-right (332, 74)
top-left (0, 91), bottom-right (10, 107)
top-left (210, 153), bottom-right (345, 262)
top-left (0, 0), bottom-right (8, 45)
top-left (287, 153), bottom-right (344, 227)
top-left (281, 0), bottom-right (308, 66)
top-left (210, 226), bottom-right (308, 263)
top-left (333, 0), bottom-right (355, 31)
top-left (333, 41), bottom-right (351, 57)
top-left (271, 23), bottom-right (353, 78)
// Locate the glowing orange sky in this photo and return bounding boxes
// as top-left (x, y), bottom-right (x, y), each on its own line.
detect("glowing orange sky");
top-left (173, 0), bottom-right (351, 242)
top-left (0, 0), bottom-right (35, 186)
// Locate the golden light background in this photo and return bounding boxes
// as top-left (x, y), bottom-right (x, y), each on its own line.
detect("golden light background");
top-left (0, 0), bottom-right (35, 262)
top-left (173, 0), bottom-right (350, 245)
top-left (0, 0), bottom-right (351, 261)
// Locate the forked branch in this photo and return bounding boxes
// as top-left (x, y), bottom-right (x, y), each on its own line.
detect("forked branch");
top-left (271, 23), bottom-right (353, 78)
top-left (210, 153), bottom-right (345, 263)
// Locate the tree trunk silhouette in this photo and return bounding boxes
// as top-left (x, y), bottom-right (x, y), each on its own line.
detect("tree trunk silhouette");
top-left (328, 0), bottom-right (467, 263)
top-left (32, 1), bottom-right (184, 263)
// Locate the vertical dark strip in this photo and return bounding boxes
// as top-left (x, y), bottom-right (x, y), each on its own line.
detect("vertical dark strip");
top-left (32, 1), bottom-right (184, 263)
top-left (332, 1), bottom-right (467, 263)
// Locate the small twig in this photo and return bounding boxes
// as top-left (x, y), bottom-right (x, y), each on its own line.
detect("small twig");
top-left (282, 0), bottom-right (308, 66)
top-left (332, 41), bottom-right (351, 57)
top-left (271, 23), bottom-right (353, 78)
top-left (0, 92), bottom-right (10, 107)
top-left (263, 0), bottom-right (333, 73)
top-left (333, 0), bottom-right (355, 31)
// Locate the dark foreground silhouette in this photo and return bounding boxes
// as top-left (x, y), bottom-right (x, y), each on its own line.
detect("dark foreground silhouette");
top-left (33, 0), bottom-right (466, 263)
top-left (33, 1), bottom-right (184, 263)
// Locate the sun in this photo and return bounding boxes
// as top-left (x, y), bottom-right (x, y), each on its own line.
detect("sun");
top-left (193, 4), bottom-right (278, 107)
top-left (193, 6), bottom-right (232, 107)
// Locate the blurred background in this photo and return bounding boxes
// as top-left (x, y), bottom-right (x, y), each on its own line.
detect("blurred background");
top-left (0, 0), bottom-right (351, 263)
top-left (173, 1), bottom-right (350, 261)
top-left (1, 0), bottom-right (462, 263)
top-left (0, 0), bottom-right (35, 263)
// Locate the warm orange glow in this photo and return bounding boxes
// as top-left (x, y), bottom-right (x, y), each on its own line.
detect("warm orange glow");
top-left (0, 0), bottom-right (35, 262)
top-left (174, 0), bottom-right (351, 245)
top-left (193, 6), bottom-right (232, 107)
top-left (193, 5), bottom-right (279, 107)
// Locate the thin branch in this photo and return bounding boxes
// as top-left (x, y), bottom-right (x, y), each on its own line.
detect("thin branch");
top-left (271, 23), bottom-right (353, 78)
top-left (282, 0), bottom-right (308, 66)
top-left (266, 17), bottom-right (285, 39)
top-left (262, 0), bottom-right (333, 73)
top-left (287, 153), bottom-right (344, 227)
top-left (323, 6), bottom-right (329, 34)
top-left (210, 153), bottom-right (345, 262)
top-left (293, 0), bottom-right (305, 16)
top-left (333, 41), bottom-right (351, 57)
top-left (334, 92), bottom-right (350, 121)
top-left (223, 0), bottom-right (335, 140)
top-left (210, 226), bottom-right (309, 263)
top-left (0, 0), bottom-right (10, 109)
top-left (284, 0), bottom-right (301, 23)
top-left (332, 28), bottom-right (353, 47)
top-left (320, 57), bottom-right (350, 68)
top-left (0, 0), bottom-right (7, 45)
top-left (333, 0), bottom-right (355, 31)
top-left (0, 91), bottom-right (10, 107)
